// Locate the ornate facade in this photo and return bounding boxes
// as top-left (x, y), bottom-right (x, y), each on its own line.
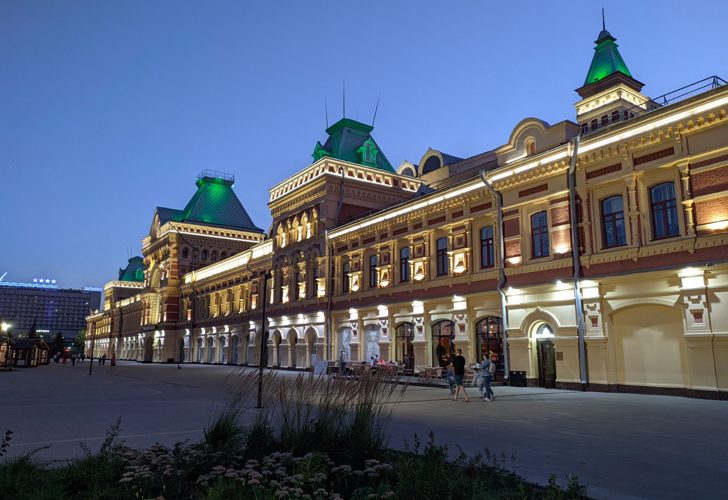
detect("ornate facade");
top-left (88, 25), bottom-right (728, 398)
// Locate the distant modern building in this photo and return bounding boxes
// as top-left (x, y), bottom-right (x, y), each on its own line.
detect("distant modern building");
top-left (88, 22), bottom-right (728, 399)
top-left (0, 280), bottom-right (101, 339)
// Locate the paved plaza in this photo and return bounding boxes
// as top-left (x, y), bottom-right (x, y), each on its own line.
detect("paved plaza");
top-left (2, 361), bottom-right (727, 499)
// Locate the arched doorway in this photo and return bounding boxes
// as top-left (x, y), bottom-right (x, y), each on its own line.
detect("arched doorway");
top-left (219, 337), bottom-right (227, 364)
top-left (207, 337), bottom-right (215, 364)
top-left (196, 337), bottom-right (204, 363)
top-left (241, 334), bottom-right (250, 365)
top-left (288, 331), bottom-right (298, 368)
top-left (143, 336), bottom-right (153, 363)
top-left (304, 328), bottom-right (317, 369)
top-left (534, 323), bottom-right (556, 388)
top-left (338, 327), bottom-right (352, 362)
top-left (396, 323), bottom-right (415, 372)
top-left (364, 324), bottom-right (381, 364)
top-left (475, 316), bottom-right (503, 373)
top-left (270, 331), bottom-right (281, 367)
top-left (178, 338), bottom-right (185, 364)
top-left (230, 335), bottom-right (239, 364)
top-left (432, 320), bottom-right (455, 368)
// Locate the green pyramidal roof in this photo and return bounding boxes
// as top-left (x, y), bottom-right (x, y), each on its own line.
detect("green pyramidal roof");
top-left (584, 29), bottom-right (633, 86)
top-left (118, 256), bottom-right (144, 282)
top-left (176, 175), bottom-right (263, 232)
top-left (312, 118), bottom-right (395, 173)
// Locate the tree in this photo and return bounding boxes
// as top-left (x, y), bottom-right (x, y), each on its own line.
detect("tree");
top-left (27, 319), bottom-right (38, 339)
top-left (74, 329), bottom-right (86, 352)
top-left (52, 332), bottom-right (65, 355)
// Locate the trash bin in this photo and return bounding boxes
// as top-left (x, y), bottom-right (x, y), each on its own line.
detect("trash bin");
top-left (510, 370), bottom-right (527, 387)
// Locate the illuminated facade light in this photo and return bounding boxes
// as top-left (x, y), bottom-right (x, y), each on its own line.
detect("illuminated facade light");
top-left (706, 220), bottom-right (728, 231)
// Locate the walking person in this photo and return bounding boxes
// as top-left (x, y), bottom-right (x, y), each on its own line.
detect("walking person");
top-left (451, 349), bottom-right (470, 402)
top-left (481, 356), bottom-right (496, 401)
top-left (445, 365), bottom-right (456, 396)
top-left (80, 352), bottom-right (85, 363)
top-left (71, 353), bottom-right (76, 367)
top-left (101, 353), bottom-right (107, 366)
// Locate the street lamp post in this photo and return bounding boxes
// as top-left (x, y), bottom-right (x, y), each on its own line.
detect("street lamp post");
top-left (256, 271), bottom-right (272, 409)
top-left (88, 323), bottom-right (96, 375)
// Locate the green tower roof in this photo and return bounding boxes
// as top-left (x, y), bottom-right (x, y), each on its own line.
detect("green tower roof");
top-left (312, 118), bottom-right (395, 172)
top-left (583, 29), bottom-right (633, 86)
top-left (118, 256), bottom-right (145, 282)
top-left (175, 174), bottom-right (263, 232)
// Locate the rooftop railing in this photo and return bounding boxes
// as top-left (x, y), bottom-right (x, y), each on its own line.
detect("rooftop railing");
top-left (581, 75), bottom-right (727, 136)
top-left (196, 169), bottom-right (235, 183)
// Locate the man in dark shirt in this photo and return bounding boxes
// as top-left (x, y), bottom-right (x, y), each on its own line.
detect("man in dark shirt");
top-left (451, 349), bottom-right (470, 402)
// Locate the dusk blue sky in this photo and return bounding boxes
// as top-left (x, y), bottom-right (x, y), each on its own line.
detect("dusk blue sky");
top-left (2, 1), bottom-right (726, 289)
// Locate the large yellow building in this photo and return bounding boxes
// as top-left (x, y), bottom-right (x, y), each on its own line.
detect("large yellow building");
top-left (88, 25), bottom-right (728, 398)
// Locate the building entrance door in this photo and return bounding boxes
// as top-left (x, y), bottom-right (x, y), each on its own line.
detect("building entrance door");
top-left (537, 340), bottom-right (556, 388)
top-left (396, 323), bottom-right (415, 372)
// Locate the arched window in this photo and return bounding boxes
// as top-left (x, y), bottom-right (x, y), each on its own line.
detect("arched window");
top-left (601, 195), bottom-right (626, 248)
top-left (422, 155), bottom-right (441, 174)
top-left (436, 237), bottom-right (448, 276)
top-left (201, 250), bottom-right (208, 261)
top-left (211, 250), bottom-right (218, 262)
top-left (181, 247), bottom-right (189, 259)
top-left (650, 182), bottom-right (679, 239)
top-left (611, 110), bottom-right (620, 123)
top-left (623, 110), bottom-right (630, 121)
top-left (531, 211), bottom-right (549, 258)
top-left (220, 251), bottom-right (227, 259)
top-left (601, 115), bottom-right (609, 127)
top-left (476, 316), bottom-right (503, 371)
top-left (580, 123), bottom-right (588, 135)
top-left (369, 255), bottom-right (378, 288)
top-left (480, 226), bottom-right (494, 268)
top-left (432, 321), bottom-right (455, 367)
top-left (525, 138), bottom-right (536, 156)
top-left (590, 119), bottom-right (598, 131)
top-left (342, 262), bottom-right (350, 293)
top-left (400, 246), bottom-right (410, 282)
top-left (396, 323), bottom-right (415, 371)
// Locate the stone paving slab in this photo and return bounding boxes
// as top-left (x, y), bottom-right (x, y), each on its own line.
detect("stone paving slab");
top-left (2, 361), bottom-right (727, 499)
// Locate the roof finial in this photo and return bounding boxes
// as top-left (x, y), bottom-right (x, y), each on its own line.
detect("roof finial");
top-left (602, 8), bottom-right (605, 31)
top-left (372, 93), bottom-right (381, 127)
top-left (325, 97), bottom-right (329, 128)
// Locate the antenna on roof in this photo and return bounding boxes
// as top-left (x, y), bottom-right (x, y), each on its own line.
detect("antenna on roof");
top-left (602, 7), bottom-right (605, 30)
top-left (325, 97), bottom-right (329, 128)
top-left (372, 93), bottom-right (381, 127)
top-left (342, 80), bottom-right (346, 119)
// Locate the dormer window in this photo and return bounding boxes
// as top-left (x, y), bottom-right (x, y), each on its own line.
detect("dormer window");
top-left (525, 138), bottom-right (536, 156)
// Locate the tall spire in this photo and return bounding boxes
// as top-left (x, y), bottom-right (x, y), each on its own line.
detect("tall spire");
top-left (583, 19), bottom-right (633, 86)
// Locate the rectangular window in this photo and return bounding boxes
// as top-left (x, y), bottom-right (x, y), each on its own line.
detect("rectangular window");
top-left (342, 262), bottom-right (350, 293)
top-left (531, 211), bottom-right (549, 258)
top-left (369, 255), bottom-right (378, 288)
top-left (650, 182), bottom-right (679, 239)
top-left (480, 226), bottom-right (494, 268)
top-left (436, 237), bottom-right (449, 276)
top-left (400, 246), bottom-right (410, 282)
top-left (601, 195), bottom-right (626, 248)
